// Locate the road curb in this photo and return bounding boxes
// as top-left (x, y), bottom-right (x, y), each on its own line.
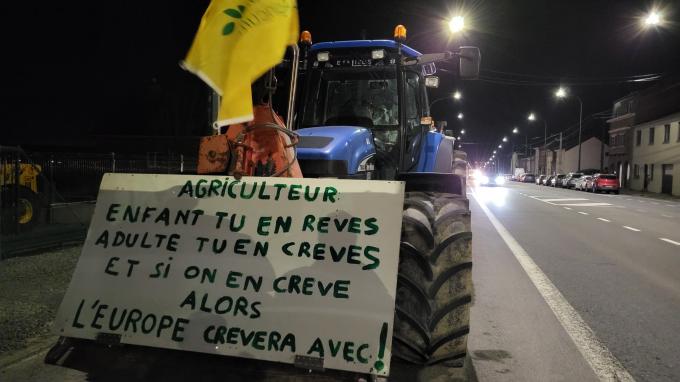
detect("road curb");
top-left (0, 335), bottom-right (57, 369)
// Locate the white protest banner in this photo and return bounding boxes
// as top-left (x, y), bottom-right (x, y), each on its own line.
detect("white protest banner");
top-left (53, 174), bottom-right (404, 375)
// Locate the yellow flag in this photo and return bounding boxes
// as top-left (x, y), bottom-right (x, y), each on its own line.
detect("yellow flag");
top-left (182, 0), bottom-right (299, 127)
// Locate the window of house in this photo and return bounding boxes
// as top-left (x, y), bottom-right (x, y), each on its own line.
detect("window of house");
top-left (610, 135), bottom-right (616, 146)
top-left (636, 130), bottom-right (641, 146)
top-left (650, 163), bottom-right (654, 180)
top-left (649, 127), bottom-right (655, 145)
top-left (664, 124), bottom-right (670, 143)
top-left (634, 164), bottom-right (639, 178)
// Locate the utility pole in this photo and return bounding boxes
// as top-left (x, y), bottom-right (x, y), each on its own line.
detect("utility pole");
top-left (558, 132), bottom-right (563, 173)
top-left (525, 134), bottom-right (528, 156)
top-left (577, 98), bottom-right (583, 171)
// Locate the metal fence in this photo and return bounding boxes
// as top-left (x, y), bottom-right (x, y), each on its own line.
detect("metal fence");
top-left (0, 146), bottom-right (197, 258)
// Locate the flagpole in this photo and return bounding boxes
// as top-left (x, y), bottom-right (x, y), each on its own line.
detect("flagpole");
top-left (210, 91), bottom-right (220, 134)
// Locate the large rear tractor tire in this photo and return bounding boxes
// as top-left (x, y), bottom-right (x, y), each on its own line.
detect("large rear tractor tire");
top-left (393, 192), bottom-right (473, 373)
top-left (1, 185), bottom-right (44, 232)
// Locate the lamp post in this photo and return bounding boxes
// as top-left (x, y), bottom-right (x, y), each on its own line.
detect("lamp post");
top-left (528, 112), bottom-right (548, 147)
top-left (555, 87), bottom-right (583, 171)
top-left (429, 91), bottom-right (462, 109)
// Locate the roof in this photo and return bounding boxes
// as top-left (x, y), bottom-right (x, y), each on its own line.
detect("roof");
top-left (310, 39), bottom-right (421, 58)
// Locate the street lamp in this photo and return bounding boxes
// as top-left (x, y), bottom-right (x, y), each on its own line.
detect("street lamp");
top-left (527, 111), bottom-right (548, 146)
top-left (642, 10), bottom-right (663, 28)
top-left (502, 136), bottom-right (508, 142)
top-left (555, 86), bottom-right (584, 171)
top-left (449, 16), bottom-right (465, 34)
top-left (513, 126), bottom-right (528, 155)
top-left (493, 150), bottom-right (496, 154)
top-left (460, 129), bottom-right (465, 134)
top-left (457, 112), bottom-right (464, 120)
top-left (498, 144), bottom-right (502, 149)
top-left (429, 92), bottom-right (462, 108)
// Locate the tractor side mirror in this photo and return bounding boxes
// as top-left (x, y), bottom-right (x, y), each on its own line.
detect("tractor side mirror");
top-left (458, 46), bottom-right (481, 79)
top-left (425, 76), bottom-right (440, 88)
top-left (444, 129), bottom-right (455, 137)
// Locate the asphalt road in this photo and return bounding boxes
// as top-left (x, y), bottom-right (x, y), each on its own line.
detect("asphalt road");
top-left (2, 182), bottom-right (679, 381)
top-left (469, 181), bottom-right (680, 382)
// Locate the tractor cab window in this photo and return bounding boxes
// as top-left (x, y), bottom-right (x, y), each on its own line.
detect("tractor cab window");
top-left (402, 71), bottom-right (423, 169)
top-left (301, 67), bottom-right (398, 131)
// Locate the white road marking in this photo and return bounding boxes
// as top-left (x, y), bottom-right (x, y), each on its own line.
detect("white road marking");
top-left (662, 214), bottom-right (674, 218)
top-left (578, 212), bottom-right (589, 215)
top-left (623, 226), bottom-right (641, 232)
top-left (597, 218), bottom-right (610, 222)
top-left (557, 203), bottom-right (612, 207)
top-left (636, 209), bottom-right (647, 213)
top-left (564, 207), bottom-right (572, 210)
top-left (542, 198), bottom-right (589, 202)
top-left (471, 193), bottom-right (635, 382)
top-left (659, 238), bottom-right (680, 246)
top-left (667, 204), bottom-right (676, 207)
top-left (626, 199), bottom-right (632, 201)
top-left (651, 202), bottom-right (659, 205)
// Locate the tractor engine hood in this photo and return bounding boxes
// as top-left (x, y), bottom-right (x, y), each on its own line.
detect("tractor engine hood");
top-left (296, 126), bottom-right (376, 177)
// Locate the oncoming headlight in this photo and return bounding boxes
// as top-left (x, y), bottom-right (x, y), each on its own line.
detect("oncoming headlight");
top-left (495, 176), bottom-right (505, 185)
top-left (480, 176), bottom-right (489, 184)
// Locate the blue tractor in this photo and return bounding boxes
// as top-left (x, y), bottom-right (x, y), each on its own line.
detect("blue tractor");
top-left (293, 28), bottom-right (480, 374)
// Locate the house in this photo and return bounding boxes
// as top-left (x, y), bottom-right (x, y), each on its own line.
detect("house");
top-left (608, 78), bottom-right (680, 196)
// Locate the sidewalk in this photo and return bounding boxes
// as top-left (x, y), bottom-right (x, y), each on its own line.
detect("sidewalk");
top-left (0, 246), bottom-right (80, 366)
top-left (619, 188), bottom-right (680, 202)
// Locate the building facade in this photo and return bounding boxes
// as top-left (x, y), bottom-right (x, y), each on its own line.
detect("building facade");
top-left (629, 113), bottom-right (680, 196)
top-left (606, 95), bottom-right (636, 188)
top-left (608, 78), bottom-right (680, 196)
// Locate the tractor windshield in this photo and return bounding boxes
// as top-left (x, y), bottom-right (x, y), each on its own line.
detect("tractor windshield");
top-left (301, 67), bottom-right (399, 130)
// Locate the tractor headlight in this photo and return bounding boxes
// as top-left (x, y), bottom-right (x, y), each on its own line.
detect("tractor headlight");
top-left (317, 51), bottom-right (330, 62)
top-left (480, 176), bottom-right (489, 185)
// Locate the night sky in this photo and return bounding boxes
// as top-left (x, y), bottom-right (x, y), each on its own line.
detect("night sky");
top-left (3, 0), bottom-right (679, 164)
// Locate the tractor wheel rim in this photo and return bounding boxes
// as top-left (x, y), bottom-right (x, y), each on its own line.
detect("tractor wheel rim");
top-left (18, 198), bottom-right (33, 224)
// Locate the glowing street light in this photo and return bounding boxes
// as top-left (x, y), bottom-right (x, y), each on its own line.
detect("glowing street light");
top-left (498, 144), bottom-right (502, 148)
top-left (512, 127), bottom-right (519, 134)
top-left (554, 86), bottom-right (584, 170)
top-left (460, 129), bottom-right (466, 134)
top-left (457, 112), bottom-right (464, 120)
top-left (453, 91), bottom-right (462, 100)
top-left (528, 112), bottom-right (536, 121)
top-left (502, 136), bottom-right (508, 142)
top-left (493, 150), bottom-right (497, 154)
top-left (449, 16), bottom-right (465, 34)
top-left (643, 10), bottom-right (663, 27)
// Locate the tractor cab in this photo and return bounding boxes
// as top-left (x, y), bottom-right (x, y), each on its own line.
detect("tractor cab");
top-left (294, 27), bottom-right (480, 181)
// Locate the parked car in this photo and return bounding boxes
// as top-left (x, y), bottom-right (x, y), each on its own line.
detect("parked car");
top-left (591, 174), bottom-right (620, 194)
top-left (564, 172), bottom-right (583, 189)
top-left (551, 174), bottom-right (566, 187)
top-left (522, 174), bottom-right (536, 183)
top-left (574, 175), bottom-right (592, 191)
top-left (536, 175), bottom-right (546, 185)
top-left (543, 175), bottom-right (554, 186)
top-left (584, 175), bottom-right (596, 191)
